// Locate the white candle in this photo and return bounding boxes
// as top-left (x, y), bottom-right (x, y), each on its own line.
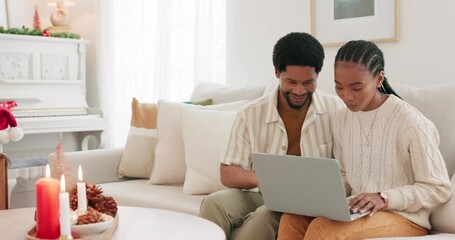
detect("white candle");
top-left (59, 175), bottom-right (71, 237)
top-left (77, 165), bottom-right (87, 211)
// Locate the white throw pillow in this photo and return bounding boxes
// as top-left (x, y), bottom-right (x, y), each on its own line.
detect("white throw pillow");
top-left (190, 81), bottom-right (265, 104)
top-left (149, 100), bottom-right (248, 185)
top-left (181, 108), bottom-right (236, 194)
top-left (430, 173), bottom-right (455, 233)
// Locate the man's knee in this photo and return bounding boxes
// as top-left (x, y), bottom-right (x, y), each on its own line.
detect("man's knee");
top-left (199, 188), bottom-right (240, 218)
top-left (200, 189), bottom-right (260, 239)
top-left (234, 206), bottom-right (282, 240)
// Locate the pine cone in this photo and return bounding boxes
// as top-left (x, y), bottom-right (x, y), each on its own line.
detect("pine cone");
top-left (86, 184), bottom-right (103, 199)
top-left (68, 183), bottom-right (117, 217)
top-left (92, 196), bottom-right (118, 217)
top-left (69, 184), bottom-right (81, 211)
top-left (69, 193), bottom-right (78, 211)
top-left (77, 207), bottom-right (103, 225)
top-left (70, 184), bottom-right (78, 195)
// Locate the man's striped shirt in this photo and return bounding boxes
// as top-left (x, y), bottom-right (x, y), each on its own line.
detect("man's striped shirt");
top-left (220, 87), bottom-right (345, 171)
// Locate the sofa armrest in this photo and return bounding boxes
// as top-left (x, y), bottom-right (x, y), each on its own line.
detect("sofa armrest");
top-left (53, 148), bottom-right (126, 184)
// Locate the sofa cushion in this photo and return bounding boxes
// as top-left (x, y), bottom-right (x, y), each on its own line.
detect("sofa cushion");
top-left (181, 108), bottom-right (236, 194)
top-left (391, 82), bottom-right (455, 176)
top-left (190, 81), bottom-right (265, 104)
top-left (149, 100), bottom-right (248, 185)
top-left (430, 173), bottom-right (455, 234)
top-left (99, 180), bottom-right (205, 216)
top-left (118, 98), bottom-right (158, 178)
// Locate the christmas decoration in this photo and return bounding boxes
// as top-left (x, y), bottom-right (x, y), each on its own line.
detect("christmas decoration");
top-left (70, 184), bottom-right (118, 217)
top-left (0, 26), bottom-right (80, 39)
top-left (49, 133), bottom-right (73, 191)
top-left (0, 106), bottom-right (24, 144)
top-left (42, 29), bottom-right (51, 37)
top-left (33, 6), bottom-right (42, 31)
top-left (86, 183), bottom-right (103, 199)
top-left (0, 101), bottom-right (17, 109)
top-left (0, 101), bottom-right (20, 209)
top-left (91, 196), bottom-right (118, 217)
top-left (77, 207), bottom-right (103, 225)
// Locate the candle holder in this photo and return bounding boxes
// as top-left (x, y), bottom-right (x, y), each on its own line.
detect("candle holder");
top-left (27, 214), bottom-right (118, 239)
top-left (59, 235), bottom-right (74, 240)
top-left (29, 145), bottom-right (119, 239)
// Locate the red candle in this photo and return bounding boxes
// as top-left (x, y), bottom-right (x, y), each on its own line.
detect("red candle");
top-left (36, 164), bottom-right (60, 239)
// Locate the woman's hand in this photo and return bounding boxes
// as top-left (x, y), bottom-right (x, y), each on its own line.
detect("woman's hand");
top-left (348, 192), bottom-right (386, 216)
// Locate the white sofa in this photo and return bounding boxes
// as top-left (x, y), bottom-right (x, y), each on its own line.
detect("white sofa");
top-left (62, 82), bottom-right (455, 239)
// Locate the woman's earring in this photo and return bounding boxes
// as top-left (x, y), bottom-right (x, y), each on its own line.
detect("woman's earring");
top-left (379, 84), bottom-right (387, 94)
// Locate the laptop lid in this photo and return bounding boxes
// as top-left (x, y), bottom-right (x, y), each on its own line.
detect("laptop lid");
top-left (252, 153), bottom-right (365, 222)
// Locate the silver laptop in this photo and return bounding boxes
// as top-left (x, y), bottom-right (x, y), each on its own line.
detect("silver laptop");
top-left (251, 153), bottom-right (369, 222)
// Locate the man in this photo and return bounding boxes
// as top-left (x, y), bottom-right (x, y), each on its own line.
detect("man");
top-left (199, 32), bottom-right (345, 240)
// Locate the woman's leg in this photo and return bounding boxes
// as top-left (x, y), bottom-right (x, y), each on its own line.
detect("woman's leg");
top-left (277, 213), bottom-right (314, 240)
top-left (304, 211), bottom-right (427, 240)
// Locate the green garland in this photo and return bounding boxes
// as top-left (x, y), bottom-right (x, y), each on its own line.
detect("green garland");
top-left (0, 26), bottom-right (81, 39)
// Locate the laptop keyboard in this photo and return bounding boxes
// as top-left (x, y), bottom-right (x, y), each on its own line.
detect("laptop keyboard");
top-left (349, 210), bottom-right (363, 216)
top-left (349, 209), bottom-right (370, 219)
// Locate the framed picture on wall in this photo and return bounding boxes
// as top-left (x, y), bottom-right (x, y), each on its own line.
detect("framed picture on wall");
top-left (0, 0), bottom-right (9, 28)
top-left (311, 0), bottom-right (399, 47)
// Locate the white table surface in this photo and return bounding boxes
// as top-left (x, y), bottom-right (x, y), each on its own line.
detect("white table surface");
top-left (0, 206), bottom-right (226, 240)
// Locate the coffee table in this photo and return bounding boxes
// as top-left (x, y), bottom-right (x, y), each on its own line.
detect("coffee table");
top-left (0, 206), bottom-right (226, 239)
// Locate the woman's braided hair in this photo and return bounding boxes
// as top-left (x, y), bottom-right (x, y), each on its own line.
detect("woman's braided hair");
top-left (334, 40), bottom-right (401, 98)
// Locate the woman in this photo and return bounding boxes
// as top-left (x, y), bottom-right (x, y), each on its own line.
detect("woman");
top-left (277, 40), bottom-right (452, 239)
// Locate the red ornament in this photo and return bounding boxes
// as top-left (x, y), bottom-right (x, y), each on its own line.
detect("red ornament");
top-left (42, 29), bottom-right (51, 37)
top-left (0, 101), bottom-right (17, 109)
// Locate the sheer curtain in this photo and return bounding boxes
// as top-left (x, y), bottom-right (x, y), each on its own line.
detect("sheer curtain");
top-left (97, 0), bottom-right (226, 148)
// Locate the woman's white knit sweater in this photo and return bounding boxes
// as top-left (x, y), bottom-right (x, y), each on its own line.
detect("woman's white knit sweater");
top-left (332, 94), bottom-right (452, 229)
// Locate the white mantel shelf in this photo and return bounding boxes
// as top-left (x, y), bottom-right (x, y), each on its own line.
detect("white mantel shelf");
top-left (0, 33), bottom-right (89, 44)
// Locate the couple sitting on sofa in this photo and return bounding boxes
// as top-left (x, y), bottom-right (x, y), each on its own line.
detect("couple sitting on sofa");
top-left (198, 32), bottom-right (452, 240)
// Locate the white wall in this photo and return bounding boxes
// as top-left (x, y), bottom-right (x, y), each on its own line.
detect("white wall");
top-left (227, 0), bottom-right (455, 92)
top-left (7, 0), bottom-right (455, 99)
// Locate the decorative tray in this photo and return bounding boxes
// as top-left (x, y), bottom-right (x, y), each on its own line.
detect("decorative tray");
top-left (26, 214), bottom-right (119, 240)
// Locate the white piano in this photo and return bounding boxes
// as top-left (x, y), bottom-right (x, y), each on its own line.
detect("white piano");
top-left (0, 33), bottom-right (105, 150)
top-left (0, 34), bottom-right (105, 207)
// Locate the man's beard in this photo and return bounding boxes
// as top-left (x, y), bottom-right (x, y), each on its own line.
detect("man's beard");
top-left (282, 90), bottom-right (313, 110)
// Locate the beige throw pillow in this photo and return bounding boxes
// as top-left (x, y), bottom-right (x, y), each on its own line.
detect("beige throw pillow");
top-left (118, 98), bottom-right (158, 178)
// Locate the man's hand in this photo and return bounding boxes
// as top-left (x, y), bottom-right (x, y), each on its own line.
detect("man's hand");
top-left (220, 164), bottom-right (258, 189)
top-left (348, 192), bottom-right (387, 216)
